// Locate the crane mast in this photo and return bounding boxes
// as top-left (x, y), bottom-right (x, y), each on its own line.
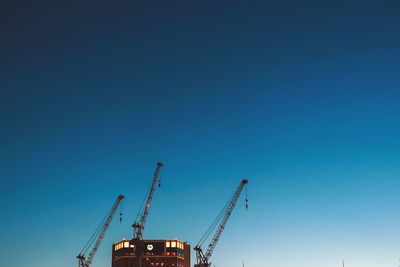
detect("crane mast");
top-left (132, 162), bottom-right (163, 240)
top-left (194, 179), bottom-right (248, 267)
top-left (77, 194), bottom-right (125, 267)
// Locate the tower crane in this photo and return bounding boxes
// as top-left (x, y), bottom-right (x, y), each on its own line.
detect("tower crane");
top-left (132, 162), bottom-right (163, 240)
top-left (194, 179), bottom-right (248, 267)
top-left (77, 194), bottom-right (125, 267)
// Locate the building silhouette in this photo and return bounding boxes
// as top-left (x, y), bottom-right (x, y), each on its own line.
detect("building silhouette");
top-left (112, 239), bottom-right (190, 267)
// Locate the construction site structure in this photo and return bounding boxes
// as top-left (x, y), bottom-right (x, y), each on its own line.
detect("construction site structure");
top-left (113, 162), bottom-right (172, 267)
top-left (77, 195), bottom-right (125, 267)
top-left (112, 239), bottom-right (190, 267)
top-left (194, 179), bottom-right (248, 267)
top-left (132, 162), bottom-right (163, 240)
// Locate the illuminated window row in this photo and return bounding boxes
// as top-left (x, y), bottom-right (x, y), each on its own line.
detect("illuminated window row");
top-left (165, 241), bottom-right (184, 249)
top-left (114, 241), bottom-right (135, 251)
top-left (150, 263), bottom-right (165, 266)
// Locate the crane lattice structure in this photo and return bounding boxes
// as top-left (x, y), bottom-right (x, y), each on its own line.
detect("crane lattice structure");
top-left (194, 179), bottom-right (248, 267)
top-left (132, 162), bottom-right (163, 240)
top-left (77, 195), bottom-right (124, 267)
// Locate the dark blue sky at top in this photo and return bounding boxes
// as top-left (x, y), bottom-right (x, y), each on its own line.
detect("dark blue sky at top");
top-left (1, 1), bottom-right (400, 267)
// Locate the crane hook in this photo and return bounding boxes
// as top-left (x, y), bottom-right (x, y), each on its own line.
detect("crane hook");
top-left (119, 201), bottom-right (124, 223)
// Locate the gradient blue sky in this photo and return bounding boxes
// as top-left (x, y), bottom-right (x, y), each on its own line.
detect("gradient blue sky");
top-left (1, 1), bottom-right (400, 267)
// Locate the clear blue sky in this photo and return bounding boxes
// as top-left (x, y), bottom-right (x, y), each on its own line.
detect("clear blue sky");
top-left (1, 1), bottom-right (400, 267)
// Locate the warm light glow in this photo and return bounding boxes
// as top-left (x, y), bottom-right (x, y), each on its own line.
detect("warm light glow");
top-left (114, 242), bottom-right (124, 251)
top-left (114, 241), bottom-right (133, 251)
top-left (166, 241), bottom-right (170, 247)
top-left (171, 241), bottom-right (176, 247)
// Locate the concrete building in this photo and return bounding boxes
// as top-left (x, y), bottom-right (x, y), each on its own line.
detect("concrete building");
top-left (112, 239), bottom-right (190, 267)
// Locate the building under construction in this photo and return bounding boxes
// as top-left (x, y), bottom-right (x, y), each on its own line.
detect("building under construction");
top-left (112, 239), bottom-right (190, 267)
top-left (111, 163), bottom-right (191, 267)
top-left (110, 161), bottom-right (247, 267)
top-left (76, 162), bottom-right (248, 267)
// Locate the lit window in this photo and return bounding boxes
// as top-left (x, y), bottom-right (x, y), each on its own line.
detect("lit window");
top-left (115, 242), bottom-right (124, 251)
top-left (124, 242), bottom-right (130, 248)
top-left (171, 241), bottom-right (176, 248)
top-left (166, 241), bottom-right (170, 248)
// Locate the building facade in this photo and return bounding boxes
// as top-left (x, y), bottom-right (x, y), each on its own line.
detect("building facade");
top-left (112, 239), bottom-right (190, 267)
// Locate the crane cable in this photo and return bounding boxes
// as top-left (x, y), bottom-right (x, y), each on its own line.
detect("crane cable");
top-left (196, 182), bottom-right (248, 248)
top-left (196, 187), bottom-right (241, 248)
top-left (197, 201), bottom-right (228, 247)
top-left (245, 183), bottom-right (248, 210)
top-left (80, 205), bottom-right (113, 255)
top-left (119, 199), bottom-right (124, 223)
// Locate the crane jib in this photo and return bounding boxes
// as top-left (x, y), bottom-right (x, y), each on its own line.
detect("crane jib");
top-left (77, 195), bottom-right (125, 267)
top-left (194, 178), bottom-right (248, 267)
top-left (132, 162), bottom-right (164, 240)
